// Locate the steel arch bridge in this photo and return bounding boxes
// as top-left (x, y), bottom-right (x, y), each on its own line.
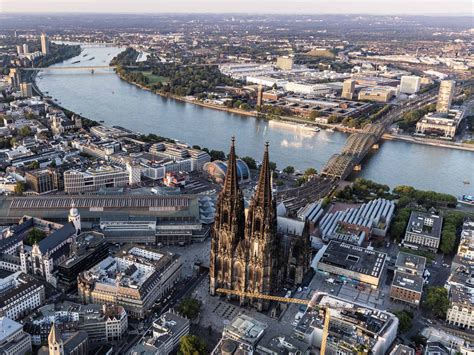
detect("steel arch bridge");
top-left (321, 122), bottom-right (386, 179)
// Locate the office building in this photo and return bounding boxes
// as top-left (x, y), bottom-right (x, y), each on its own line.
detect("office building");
top-left (452, 218), bottom-right (474, 271)
top-left (56, 232), bottom-right (109, 292)
top-left (276, 56), bottom-right (294, 71)
top-left (294, 293), bottom-right (398, 355)
top-left (26, 301), bottom-right (127, 345)
top-left (63, 166), bottom-right (130, 194)
top-left (212, 314), bottom-right (267, 354)
top-left (16, 45), bottom-right (23, 55)
top-left (8, 69), bottom-right (21, 89)
top-left (316, 240), bottom-right (387, 287)
top-left (402, 212), bottom-right (443, 252)
top-left (256, 84), bottom-right (263, 108)
top-left (130, 310), bottom-right (190, 355)
top-left (399, 76), bottom-right (421, 94)
top-left (40, 33), bottom-right (49, 55)
top-left (341, 79), bottom-right (356, 99)
top-left (149, 141), bottom-right (211, 171)
top-left (390, 271), bottom-right (423, 307)
top-left (445, 218), bottom-right (474, 331)
top-left (358, 87), bottom-right (395, 103)
top-left (212, 313), bottom-right (310, 354)
top-left (0, 271), bottom-right (45, 321)
top-left (390, 252), bottom-right (426, 308)
top-left (98, 214), bottom-right (210, 246)
top-left (436, 80), bottom-right (455, 113)
top-left (19, 83), bottom-right (33, 98)
top-left (22, 44), bottom-right (29, 55)
top-left (25, 168), bottom-right (62, 194)
top-left (78, 246), bottom-right (182, 319)
top-left (284, 82), bottom-right (331, 96)
top-left (445, 284), bottom-right (473, 331)
top-left (416, 109), bottom-right (464, 139)
top-left (127, 162), bottom-right (142, 186)
top-left (0, 317), bottom-right (32, 355)
top-left (395, 251), bottom-right (426, 276)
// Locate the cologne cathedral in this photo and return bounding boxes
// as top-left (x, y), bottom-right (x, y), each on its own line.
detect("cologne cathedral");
top-left (209, 138), bottom-right (312, 310)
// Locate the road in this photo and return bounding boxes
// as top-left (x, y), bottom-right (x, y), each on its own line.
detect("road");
top-left (120, 270), bottom-right (208, 354)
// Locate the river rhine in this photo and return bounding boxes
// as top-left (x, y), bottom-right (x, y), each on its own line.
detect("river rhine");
top-left (36, 44), bottom-right (474, 197)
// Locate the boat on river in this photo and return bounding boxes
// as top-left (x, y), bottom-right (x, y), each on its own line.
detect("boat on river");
top-left (458, 195), bottom-right (474, 206)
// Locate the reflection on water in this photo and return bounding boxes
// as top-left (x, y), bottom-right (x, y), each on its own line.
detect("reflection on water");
top-left (37, 44), bottom-right (474, 196)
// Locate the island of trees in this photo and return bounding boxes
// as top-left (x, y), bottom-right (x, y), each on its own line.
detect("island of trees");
top-left (112, 47), bottom-right (241, 98)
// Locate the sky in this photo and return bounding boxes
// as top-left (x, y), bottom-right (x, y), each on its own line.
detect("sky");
top-left (1, 0), bottom-right (472, 15)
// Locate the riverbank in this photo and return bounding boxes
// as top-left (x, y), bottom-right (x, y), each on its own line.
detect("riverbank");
top-left (383, 133), bottom-right (474, 152)
top-left (115, 70), bottom-right (258, 118)
top-left (113, 72), bottom-right (474, 154)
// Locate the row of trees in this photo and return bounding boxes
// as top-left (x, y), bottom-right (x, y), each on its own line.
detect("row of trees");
top-left (390, 207), bottom-right (412, 242)
top-left (35, 43), bottom-right (81, 68)
top-left (336, 178), bottom-right (391, 201)
top-left (340, 106), bottom-right (390, 129)
top-left (393, 185), bottom-right (457, 207)
top-left (257, 104), bottom-right (291, 117)
top-left (397, 103), bottom-right (436, 130)
top-left (440, 212), bottom-right (465, 255)
top-left (177, 298), bottom-right (207, 355)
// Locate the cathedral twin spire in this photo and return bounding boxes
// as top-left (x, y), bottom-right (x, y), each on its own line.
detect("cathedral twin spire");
top-left (223, 136), bottom-right (240, 198)
top-left (223, 136), bottom-right (272, 206)
top-left (254, 142), bottom-right (273, 209)
top-left (211, 138), bottom-right (311, 308)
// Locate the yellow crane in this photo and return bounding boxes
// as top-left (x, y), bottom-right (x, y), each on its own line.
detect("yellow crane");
top-left (216, 288), bottom-right (346, 355)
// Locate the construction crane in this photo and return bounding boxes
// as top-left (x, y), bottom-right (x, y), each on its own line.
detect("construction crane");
top-left (216, 288), bottom-right (310, 305)
top-left (216, 288), bottom-right (350, 355)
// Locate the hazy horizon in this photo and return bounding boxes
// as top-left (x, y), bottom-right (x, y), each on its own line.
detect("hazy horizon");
top-left (1, 0), bottom-right (472, 16)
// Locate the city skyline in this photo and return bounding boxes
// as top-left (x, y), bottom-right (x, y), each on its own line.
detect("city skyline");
top-left (0, 6), bottom-right (473, 355)
top-left (1, 0), bottom-right (472, 15)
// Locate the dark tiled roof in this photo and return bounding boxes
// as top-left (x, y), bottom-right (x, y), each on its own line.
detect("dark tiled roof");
top-left (64, 331), bottom-right (88, 353)
top-left (37, 223), bottom-right (76, 253)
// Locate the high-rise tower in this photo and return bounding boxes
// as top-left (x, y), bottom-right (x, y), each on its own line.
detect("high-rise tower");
top-left (41, 33), bottom-right (49, 55)
top-left (436, 80), bottom-right (455, 114)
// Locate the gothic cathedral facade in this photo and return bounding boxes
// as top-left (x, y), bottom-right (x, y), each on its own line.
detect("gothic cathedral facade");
top-left (209, 138), bottom-right (312, 311)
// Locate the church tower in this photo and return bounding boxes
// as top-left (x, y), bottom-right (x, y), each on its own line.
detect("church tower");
top-left (244, 143), bottom-right (279, 311)
top-left (48, 323), bottom-right (64, 355)
top-left (68, 202), bottom-right (81, 234)
top-left (209, 137), bottom-right (246, 296)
